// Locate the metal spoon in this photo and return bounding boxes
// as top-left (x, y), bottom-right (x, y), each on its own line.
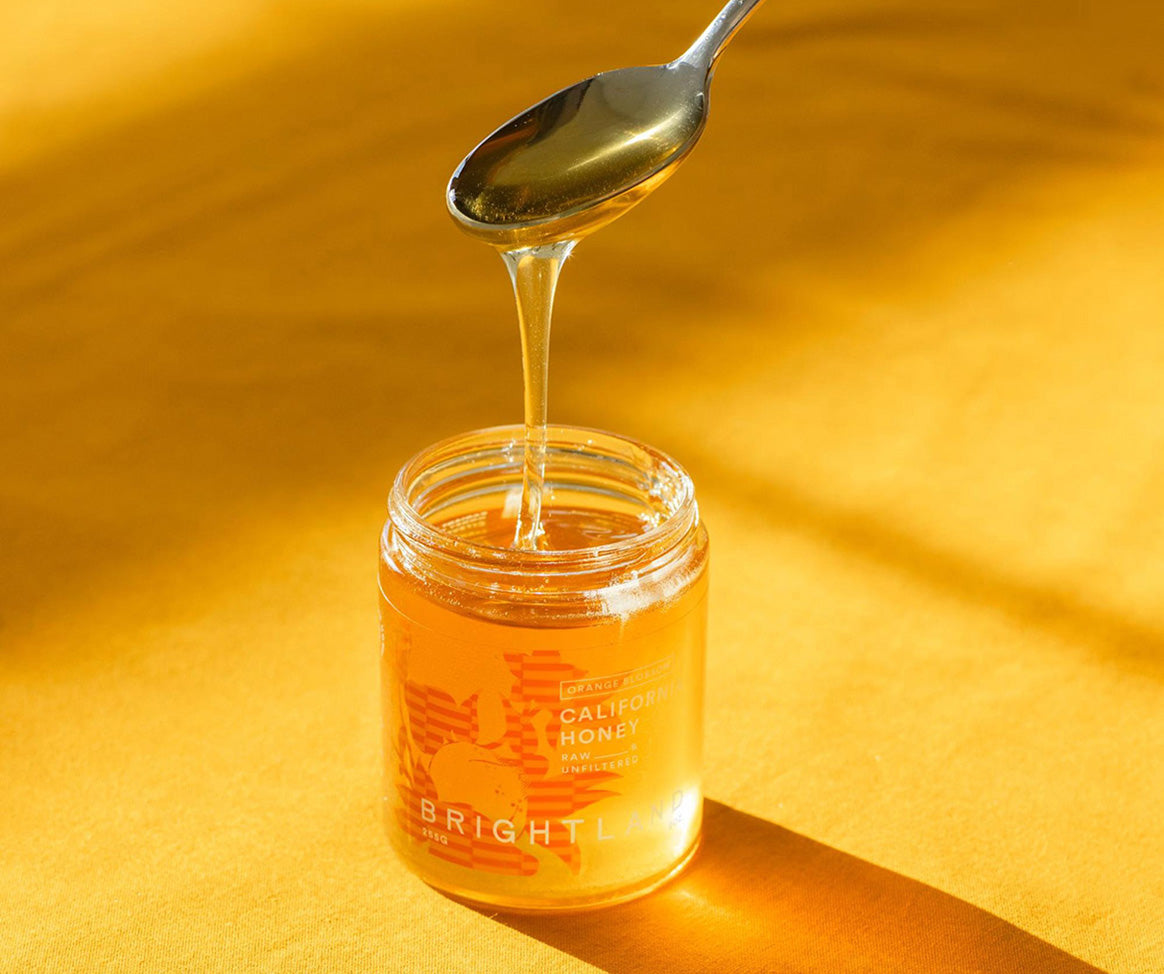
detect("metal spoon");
top-left (447, 0), bottom-right (767, 248)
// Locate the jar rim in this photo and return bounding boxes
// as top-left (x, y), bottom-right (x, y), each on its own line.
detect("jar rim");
top-left (386, 424), bottom-right (698, 575)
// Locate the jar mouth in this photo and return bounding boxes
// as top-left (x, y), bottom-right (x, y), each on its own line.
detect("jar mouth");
top-left (387, 425), bottom-right (698, 575)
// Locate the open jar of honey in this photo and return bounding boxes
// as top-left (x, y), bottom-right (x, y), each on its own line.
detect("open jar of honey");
top-left (379, 424), bottom-right (708, 910)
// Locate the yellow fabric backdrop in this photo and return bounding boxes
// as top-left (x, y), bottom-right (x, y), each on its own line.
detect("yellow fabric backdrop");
top-left (2, 1), bottom-right (1161, 971)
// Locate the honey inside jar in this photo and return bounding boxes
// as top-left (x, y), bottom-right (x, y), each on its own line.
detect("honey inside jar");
top-left (379, 425), bottom-right (708, 911)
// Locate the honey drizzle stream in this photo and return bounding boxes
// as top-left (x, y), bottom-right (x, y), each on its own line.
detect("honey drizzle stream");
top-left (500, 240), bottom-right (576, 550)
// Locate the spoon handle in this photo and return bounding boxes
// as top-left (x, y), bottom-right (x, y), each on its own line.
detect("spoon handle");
top-left (679, 0), bottom-right (767, 72)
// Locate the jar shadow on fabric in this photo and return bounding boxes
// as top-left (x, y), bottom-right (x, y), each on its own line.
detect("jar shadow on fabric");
top-left (479, 800), bottom-right (1109, 974)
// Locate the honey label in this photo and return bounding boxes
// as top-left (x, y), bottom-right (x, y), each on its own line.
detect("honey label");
top-left (382, 602), bottom-right (701, 879)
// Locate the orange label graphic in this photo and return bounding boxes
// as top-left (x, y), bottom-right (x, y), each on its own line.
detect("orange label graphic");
top-left (394, 648), bottom-right (624, 876)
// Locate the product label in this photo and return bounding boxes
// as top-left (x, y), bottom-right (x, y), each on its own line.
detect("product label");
top-left (381, 596), bottom-right (705, 880)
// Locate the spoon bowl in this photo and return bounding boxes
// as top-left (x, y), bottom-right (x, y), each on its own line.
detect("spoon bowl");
top-left (447, 0), bottom-right (766, 247)
top-left (448, 63), bottom-right (707, 247)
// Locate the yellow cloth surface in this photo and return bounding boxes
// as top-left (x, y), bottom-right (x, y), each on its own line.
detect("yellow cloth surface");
top-left (2, 0), bottom-right (1162, 971)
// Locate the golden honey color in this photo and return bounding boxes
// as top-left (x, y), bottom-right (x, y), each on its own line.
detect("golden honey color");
top-left (379, 428), bottom-right (708, 909)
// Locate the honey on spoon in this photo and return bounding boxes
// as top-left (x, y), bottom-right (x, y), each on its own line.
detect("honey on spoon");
top-left (447, 0), bottom-right (766, 548)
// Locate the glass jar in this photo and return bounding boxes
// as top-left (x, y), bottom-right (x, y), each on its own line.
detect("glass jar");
top-left (379, 425), bottom-right (708, 911)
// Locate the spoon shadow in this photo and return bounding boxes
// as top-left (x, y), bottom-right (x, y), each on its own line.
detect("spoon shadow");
top-left (486, 800), bottom-right (1107, 974)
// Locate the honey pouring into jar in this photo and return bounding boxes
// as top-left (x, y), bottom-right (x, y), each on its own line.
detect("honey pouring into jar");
top-left (380, 0), bottom-right (767, 911)
top-left (448, 0), bottom-right (766, 550)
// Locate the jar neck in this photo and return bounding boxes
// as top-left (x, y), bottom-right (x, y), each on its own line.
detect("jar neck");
top-left (384, 425), bottom-right (700, 601)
